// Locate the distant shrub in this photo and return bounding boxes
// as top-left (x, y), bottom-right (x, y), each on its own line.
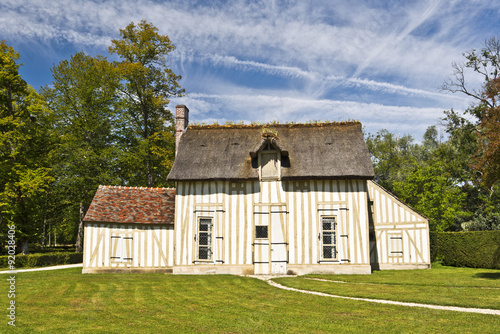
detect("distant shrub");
top-left (436, 231), bottom-right (500, 269)
top-left (0, 252), bottom-right (83, 269)
top-left (29, 244), bottom-right (76, 253)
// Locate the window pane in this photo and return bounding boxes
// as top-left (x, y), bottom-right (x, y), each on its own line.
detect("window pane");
top-left (323, 232), bottom-right (333, 245)
top-left (199, 219), bottom-right (212, 231)
top-left (323, 246), bottom-right (336, 259)
top-left (323, 217), bottom-right (335, 231)
top-left (199, 247), bottom-right (209, 260)
top-left (255, 226), bottom-right (268, 239)
top-left (199, 233), bottom-right (209, 245)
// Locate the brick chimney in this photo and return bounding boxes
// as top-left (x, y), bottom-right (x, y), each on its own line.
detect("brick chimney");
top-left (175, 105), bottom-right (189, 153)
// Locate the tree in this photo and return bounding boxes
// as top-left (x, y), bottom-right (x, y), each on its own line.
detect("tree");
top-left (42, 52), bottom-right (122, 252)
top-left (1, 41), bottom-right (55, 253)
top-left (366, 126), bottom-right (473, 231)
top-left (109, 20), bottom-right (184, 187)
top-left (365, 129), bottom-right (416, 193)
top-left (442, 37), bottom-right (500, 190)
top-left (393, 160), bottom-right (466, 232)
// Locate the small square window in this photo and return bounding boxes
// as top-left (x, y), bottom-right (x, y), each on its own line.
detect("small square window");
top-left (255, 226), bottom-right (268, 239)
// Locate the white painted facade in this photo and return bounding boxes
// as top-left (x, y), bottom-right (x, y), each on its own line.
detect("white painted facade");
top-left (82, 223), bottom-right (175, 273)
top-left (82, 180), bottom-right (430, 274)
top-left (173, 179), bottom-right (374, 275)
top-left (367, 180), bottom-right (431, 269)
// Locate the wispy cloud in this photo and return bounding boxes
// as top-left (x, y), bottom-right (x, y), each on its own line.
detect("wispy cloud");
top-left (180, 52), bottom-right (470, 105)
top-left (1, 0), bottom-right (497, 139)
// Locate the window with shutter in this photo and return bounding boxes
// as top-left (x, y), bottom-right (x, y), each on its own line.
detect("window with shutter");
top-left (110, 232), bottom-right (133, 264)
top-left (321, 216), bottom-right (337, 260)
top-left (198, 218), bottom-right (213, 261)
top-left (388, 232), bottom-right (403, 258)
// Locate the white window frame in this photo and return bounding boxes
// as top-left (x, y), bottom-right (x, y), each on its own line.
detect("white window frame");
top-left (320, 216), bottom-right (338, 261)
top-left (196, 217), bottom-right (213, 262)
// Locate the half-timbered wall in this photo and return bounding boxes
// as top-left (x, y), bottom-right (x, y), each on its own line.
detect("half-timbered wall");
top-left (174, 179), bottom-right (371, 274)
top-left (367, 180), bottom-right (430, 269)
top-left (82, 223), bottom-right (174, 273)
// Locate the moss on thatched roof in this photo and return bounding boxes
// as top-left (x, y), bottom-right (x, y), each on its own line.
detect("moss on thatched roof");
top-left (167, 122), bottom-right (374, 181)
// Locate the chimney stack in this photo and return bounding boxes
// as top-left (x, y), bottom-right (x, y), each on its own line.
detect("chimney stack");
top-left (175, 105), bottom-right (189, 153)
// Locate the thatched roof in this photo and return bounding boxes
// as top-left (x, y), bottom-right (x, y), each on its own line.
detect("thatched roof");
top-left (83, 186), bottom-right (175, 224)
top-left (167, 122), bottom-right (374, 181)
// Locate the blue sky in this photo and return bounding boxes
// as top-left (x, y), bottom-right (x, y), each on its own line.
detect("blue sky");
top-left (2, 0), bottom-right (499, 139)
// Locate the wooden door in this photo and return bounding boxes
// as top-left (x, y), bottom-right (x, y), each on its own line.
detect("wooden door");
top-left (253, 205), bottom-right (288, 275)
top-left (270, 209), bottom-right (287, 274)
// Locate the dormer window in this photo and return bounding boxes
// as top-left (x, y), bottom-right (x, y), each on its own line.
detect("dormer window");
top-left (260, 142), bottom-right (280, 181)
top-left (250, 135), bottom-right (288, 181)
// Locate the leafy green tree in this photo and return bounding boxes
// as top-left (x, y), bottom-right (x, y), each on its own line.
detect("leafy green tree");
top-left (109, 20), bottom-right (184, 187)
top-left (1, 41), bottom-right (55, 253)
top-left (366, 126), bottom-right (473, 231)
top-left (442, 37), bottom-right (500, 190)
top-left (393, 161), bottom-right (466, 232)
top-left (438, 118), bottom-right (500, 231)
top-left (365, 129), bottom-right (416, 192)
top-left (42, 52), bottom-right (122, 252)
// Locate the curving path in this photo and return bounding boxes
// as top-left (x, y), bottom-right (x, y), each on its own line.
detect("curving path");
top-left (248, 275), bottom-right (500, 316)
top-left (0, 263), bottom-right (82, 275)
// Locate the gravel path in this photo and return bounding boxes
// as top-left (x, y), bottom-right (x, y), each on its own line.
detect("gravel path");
top-left (248, 275), bottom-right (500, 316)
top-left (0, 263), bottom-right (82, 274)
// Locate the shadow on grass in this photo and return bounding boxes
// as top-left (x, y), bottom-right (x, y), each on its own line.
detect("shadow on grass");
top-left (474, 272), bottom-right (500, 280)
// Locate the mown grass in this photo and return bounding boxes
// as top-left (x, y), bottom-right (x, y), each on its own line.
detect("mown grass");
top-left (274, 264), bottom-right (500, 310)
top-left (0, 266), bottom-right (498, 333)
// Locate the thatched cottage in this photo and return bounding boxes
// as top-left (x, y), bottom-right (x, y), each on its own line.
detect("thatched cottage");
top-left (82, 105), bottom-right (430, 274)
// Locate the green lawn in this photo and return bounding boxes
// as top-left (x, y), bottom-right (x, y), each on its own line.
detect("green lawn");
top-left (0, 266), bottom-right (498, 333)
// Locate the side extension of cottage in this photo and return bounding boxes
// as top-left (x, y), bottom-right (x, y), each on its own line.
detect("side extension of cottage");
top-left (83, 186), bottom-right (176, 273)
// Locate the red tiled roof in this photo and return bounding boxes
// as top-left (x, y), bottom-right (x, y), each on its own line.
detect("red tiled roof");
top-left (84, 186), bottom-right (175, 224)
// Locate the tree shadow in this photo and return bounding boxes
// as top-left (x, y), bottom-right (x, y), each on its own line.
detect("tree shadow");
top-left (474, 272), bottom-right (500, 279)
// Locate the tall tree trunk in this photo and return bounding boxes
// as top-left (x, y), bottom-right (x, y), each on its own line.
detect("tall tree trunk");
top-left (75, 202), bottom-right (85, 252)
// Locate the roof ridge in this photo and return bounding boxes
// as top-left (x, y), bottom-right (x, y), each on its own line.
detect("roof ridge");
top-left (188, 121), bottom-right (361, 130)
top-left (98, 185), bottom-right (176, 191)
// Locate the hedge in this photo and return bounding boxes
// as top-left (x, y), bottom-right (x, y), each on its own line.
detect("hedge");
top-left (432, 231), bottom-right (500, 269)
top-left (429, 231), bottom-right (438, 263)
top-left (0, 252), bottom-right (83, 269)
top-left (29, 244), bottom-right (76, 254)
